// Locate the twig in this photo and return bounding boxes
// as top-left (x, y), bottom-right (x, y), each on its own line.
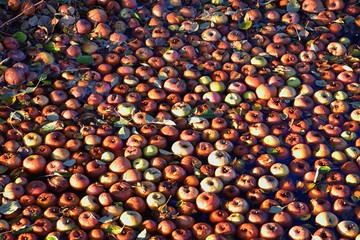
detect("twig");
top-left (0, 0), bottom-right (46, 29)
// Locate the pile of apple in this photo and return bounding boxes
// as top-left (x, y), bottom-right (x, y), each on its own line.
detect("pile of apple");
top-left (0, 0), bottom-right (360, 239)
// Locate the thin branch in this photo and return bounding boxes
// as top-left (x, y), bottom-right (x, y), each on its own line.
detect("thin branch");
top-left (0, 0), bottom-right (46, 30)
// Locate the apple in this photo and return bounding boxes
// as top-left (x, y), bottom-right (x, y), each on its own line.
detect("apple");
top-left (120, 211), bottom-right (143, 227)
top-left (171, 140), bottom-right (195, 157)
top-left (315, 211), bottom-right (339, 228)
top-left (337, 220), bottom-right (359, 238)
top-left (56, 217), bottom-right (77, 232)
top-left (270, 163), bottom-right (290, 178)
top-left (250, 56), bottom-right (267, 68)
top-left (313, 90), bottom-right (333, 105)
top-left (224, 93), bottom-right (242, 106)
top-left (341, 131), bottom-right (357, 141)
top-left (143, 145), bottom-right (158, 158)
top-left (79, 195), bottom-right (101, 212)
top-left (242, 91), bottom-right (257, 102)
top-left (116, 102), bottom-right (136, 117)
top-left (346, 173), bottom-right (360, 186)
top-left (132, 158), bottom-right (150, 171)
top-left (143, 167), bottom-right (162, 182)
top-left (199, 76), bottom-right (212, 85)
top-left (344, 147), bottom-right (360, 159)
top-left (208, 150), bottom-right (231, 167)
top-left (226, 213), bottom-right (245, 226)
top-left (171, 102), bottom-right (192, 117)
top-left (278, 86), bottom-right (296, 99)
top-left (258, 175), bottom-right (279, 191)
top-left (286, 77), bottom-right (301, 88)
top-left (146, 192), bottom-right (166, 210)
top-left (100, 151), bottom-right (115, 163)
top-left (78, 211), bottom-right (100, 230)
top-left (23, 132), bottom-right (42, 148)
top-left (334, 90), bottom-right (348, 100)
top-left (209, 81), bottom-right (226, 93)
top-left (200, 177), bottom-right (224, 193)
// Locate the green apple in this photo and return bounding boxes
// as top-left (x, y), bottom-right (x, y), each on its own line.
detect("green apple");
top-left (146, 192), bottom-right (166, 210)
top-left (143, 145), bottom-right (158, 158)
top-left (299, 84), bottom-right (314, 96)
top-left (270, 163), bottom-right (290, 178)
top-left (341, 131), bottom-right (357, 141)
top-left (313, 90), bottom-right (333, 105)
top-left (101, 151), bottom-right (115, 163)
top-left (209, 81), bottom-right (226, 93)
top-left (242, 91), bottom-right (257, 102)
top-left (199, 76), bottom-right (212, 85)
top-left (334, 90), bottom-right (348, 100)
top-left (315, 211), bottom-right (339, 228)
top-left (132, 158), bottom-right (149, 172)
top-left (339, 37), bottom-right (351, 47)
top-left (224, 93), bottom-right (242, 106)
top-left (344, 147), bottom-right (360, 159)
top-left (345, 173), bottom-right (360, 186)
top-left (226, 213), bottom-right (245, 226)
top-left (286, 77), bottom-right (301, 88)
top-left (80, 195), bottom-right (101, 212)
top-left (143, 167), bottom-right (162, 182)
top-left (278, 86), bottom-right (296, 99)
top-left (120, 211), bottom-right (143, 227)
top-left (23, 132), bottom-right (43, 148)
top-left (120, 8), bottom-right (132, 19)
top-left (171, 102), bottom-right (192, 117)
top-left (116, 102), bottom-right (136, 117)
top-left (337, 220), bottom-right (359, 238)
top-left (282, 66), bottom-right (296, 79)
top-left (250, 56), bottom-right (268, 68)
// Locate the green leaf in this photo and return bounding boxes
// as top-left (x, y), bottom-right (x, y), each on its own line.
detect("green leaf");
top-left (76, 55), bottom-right (94, 65)
top-left (238, 20), bottom-right (252, 30)
top-left (104, 225), bottom-right (124, 234)
top-left (136, 228), bottom-right (147, 240)
top-left (43, 41), bottom-right (60, 52)
top-left (158, 72), bottom-right (168, 80)
top-left (118, 126), bottom-right (131, 140)
top-left (40, 121), bottom-right (64, 133)
top-left (99, 215), bottom-right (115, 223)
top-left (349, 102), bottom-right (360, 109)
top-left (0, 165), bottom-right (8, 174)
top-left (12, 225), bottom-right (33, 235)
top-left (163, 119), bottom-right (176, 126)
top-left (159, 149), bottom-right (173, 155)
top-left (39, 73), bottom-right (48, 81)
top-left (0, 201), bottom-right (21, 215)
top-left (133, 13), bottom-right (141, 21)
top-left (95, 160), bottom-right (107, 165)
top-left (351, 195), bottom-right (359, 203)
top-left (315, 80), bottom-right (327, 87)
top-left (287, 0), bottom-right (300, 13)
top-left (319, 165), bottom-right (331, 173)
top-left (12, 32), bottom-right (27, 43)
top-left (46, 112), bottom-right (59, 121)
top-left (200, 109), bottom-right (216, 119)
top-left (269, 206), bottom-right (284, 213)
top-left (0, 117), bottom-right (6, 124)
top-left (188, 116), bottom-right (206, 124)
top-left (300, 213), bottom-right (311, 221)
top-left (113, 118), bottom-right (130, 127)
top-left (63, 159), bottom-right (76, 167)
